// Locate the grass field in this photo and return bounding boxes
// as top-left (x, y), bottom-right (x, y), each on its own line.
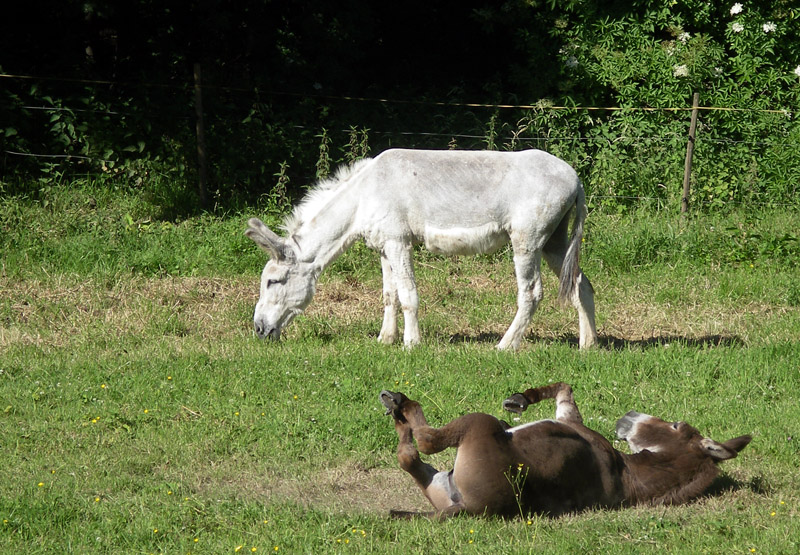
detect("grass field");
top-left (1, 184), bottom-right (799, 553)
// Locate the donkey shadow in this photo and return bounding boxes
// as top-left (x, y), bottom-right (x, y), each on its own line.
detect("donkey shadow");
top-left (598, 334), bottom-right (744, 350)
top-left (444, 332), bottom-right (744, 350)
top-left (706, 472), bottom-right (769, 499)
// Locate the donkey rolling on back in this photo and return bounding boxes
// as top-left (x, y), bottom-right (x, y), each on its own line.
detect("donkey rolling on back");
top-left (245, 148), bottom-right (597, 350)
top-left (380, 383), bottom-right (751, 518)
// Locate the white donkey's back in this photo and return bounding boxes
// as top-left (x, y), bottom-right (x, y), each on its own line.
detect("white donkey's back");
top-left (354, 149), bottom-right (582, 255)
top-left (246, 148), bottom-right (597, 350)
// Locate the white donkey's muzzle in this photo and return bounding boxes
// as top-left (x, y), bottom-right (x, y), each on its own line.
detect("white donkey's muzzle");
top-left (254, 317), bottom-right (281, 340)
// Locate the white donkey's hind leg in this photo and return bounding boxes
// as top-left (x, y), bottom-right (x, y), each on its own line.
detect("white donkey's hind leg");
top-left (497, 247), bottom-right (543, 350)
top-left (574, 272), bottom-right (597, 349)
top-left (543, 250), bottom-right (597, 350)
top-left (378, 253), bottom-right (399, 344)
top-left (382, 241), bottom-right (421, 348)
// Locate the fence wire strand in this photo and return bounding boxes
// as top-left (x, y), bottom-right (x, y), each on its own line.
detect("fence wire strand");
top-left (3, 71), bottom-right (798, 209)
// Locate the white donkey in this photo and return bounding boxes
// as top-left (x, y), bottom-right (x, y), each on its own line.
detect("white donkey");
top-left (245, 148), bottom-right (597, 350)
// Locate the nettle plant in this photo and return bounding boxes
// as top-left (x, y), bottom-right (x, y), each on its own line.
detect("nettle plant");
top-left (540, 0), bottom-right (800, 210)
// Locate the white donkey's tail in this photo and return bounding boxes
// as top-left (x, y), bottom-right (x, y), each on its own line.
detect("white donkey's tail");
top-left (558, 182), bottom-right (587, 307)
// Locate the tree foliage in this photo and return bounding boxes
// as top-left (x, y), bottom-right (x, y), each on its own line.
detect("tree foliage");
top-left (1, 0), bottom-right (798, 211)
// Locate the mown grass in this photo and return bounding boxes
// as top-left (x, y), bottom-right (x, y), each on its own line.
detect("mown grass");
top-left (1, 183), bottom-right (799, 553)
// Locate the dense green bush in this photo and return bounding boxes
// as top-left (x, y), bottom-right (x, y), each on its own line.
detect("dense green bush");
top-left (510, 0), bottom-right (800, 211)
top-left (2, 1), bottom-right (798, 213)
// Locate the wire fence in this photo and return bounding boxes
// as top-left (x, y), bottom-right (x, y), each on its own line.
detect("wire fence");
top-left (2, 72), bottom-right (799, 212)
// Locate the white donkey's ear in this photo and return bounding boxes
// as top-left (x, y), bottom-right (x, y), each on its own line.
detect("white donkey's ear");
top-left (245, 218), bottom-right (294, 261)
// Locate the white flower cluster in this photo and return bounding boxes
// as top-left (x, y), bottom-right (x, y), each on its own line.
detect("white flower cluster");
top-left (730, 4), bottom-right (778, 34)
top-left (673, 64), bottom-right (689, 78)
top-left (794, 66), bottom-right (800, 78)
top-left (560, 45), bottom-right (580, 69)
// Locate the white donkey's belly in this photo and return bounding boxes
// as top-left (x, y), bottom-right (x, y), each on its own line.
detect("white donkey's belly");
top-left (423, 222), bottom-right (508, 255)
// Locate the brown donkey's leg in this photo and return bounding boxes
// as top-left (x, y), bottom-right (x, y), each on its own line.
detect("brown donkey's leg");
top-left (380, 390), bottom-right (460, 454)
top-left (380, 391), bottom-right (466, 518)
top-left (502, 382), bottom-right (583, 424)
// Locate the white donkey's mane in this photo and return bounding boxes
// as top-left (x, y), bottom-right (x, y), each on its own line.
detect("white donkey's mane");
top-left (283, 158), bottom-right (373, 235)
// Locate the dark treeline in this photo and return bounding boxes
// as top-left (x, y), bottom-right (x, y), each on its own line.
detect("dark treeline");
top-left (7, 1), bottom-right (565, 100)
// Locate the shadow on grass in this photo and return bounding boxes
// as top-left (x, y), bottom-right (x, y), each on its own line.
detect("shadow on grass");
top-left (599, 334), bottom-right (745, 350)
top-left (446, 332), bottom-right (503, 344)
top-left (444, 332), bottom-right (745, 350)
top-left (705, 472), bottom-right (769, 498)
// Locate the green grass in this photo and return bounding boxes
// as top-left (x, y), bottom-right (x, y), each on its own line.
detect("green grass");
top-left (1, 184), bottom-right (799, 553)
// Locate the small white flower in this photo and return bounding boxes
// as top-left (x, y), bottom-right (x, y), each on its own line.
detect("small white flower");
top-left (678, 32), bottom-right (691, 43)
top-left (794, 65), bottom-right (800, 78)
top-left (673, 64), bottom-right (689, 78)
top-left (713, 67), bottom-right (724, 78)
top-left (763, 22), bottom-right (777, 33)
top-left (732, 22), bottom-right (744, 33)
top-left (565, 56), bottom-right (579, 68)
top-left (730, 3), bottom-right (743, 15)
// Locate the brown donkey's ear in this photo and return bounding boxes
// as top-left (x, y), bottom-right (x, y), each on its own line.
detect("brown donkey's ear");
top-left (700, 435), bottom-right (752, 461)
top-left (722, 435), bottom-right (752, 454)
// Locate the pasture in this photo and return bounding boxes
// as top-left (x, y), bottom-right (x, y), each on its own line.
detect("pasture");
top-left (1, 184), bottom-right (799, 553)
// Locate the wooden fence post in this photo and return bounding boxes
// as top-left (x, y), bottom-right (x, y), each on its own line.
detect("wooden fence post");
top-left (193, 63), bottom-right (210, 209)
top-left (681, 92), bottom-right (700, 214)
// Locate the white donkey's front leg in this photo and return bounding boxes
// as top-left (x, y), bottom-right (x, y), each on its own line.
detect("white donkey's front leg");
top-left (382, 241), bottom-right (421, 348)
top-left (378, 253), bottom-right (399, 344)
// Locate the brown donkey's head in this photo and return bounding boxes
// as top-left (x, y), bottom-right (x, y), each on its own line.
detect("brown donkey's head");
top-left (615, 411), bottom-right (751, 505)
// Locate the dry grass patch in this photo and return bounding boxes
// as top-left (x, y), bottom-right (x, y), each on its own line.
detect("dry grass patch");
top-left (3, 269), bottom-right (795, 352)
top-left (0, 275), bottom-right (255, 350)
top-left (191, 461), bottom-right (429, 515)
top-left (307, 278), bottom-right (382, 324)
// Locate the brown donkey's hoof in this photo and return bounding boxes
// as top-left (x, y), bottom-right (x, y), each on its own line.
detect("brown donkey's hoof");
top-left (380, 390), bottom-right (404, 414)
top-left (502, 393), bottom-right (530, 414)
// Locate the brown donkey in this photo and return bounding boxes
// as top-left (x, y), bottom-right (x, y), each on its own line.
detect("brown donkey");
top-left (380, 382), bottom-right (750, 518)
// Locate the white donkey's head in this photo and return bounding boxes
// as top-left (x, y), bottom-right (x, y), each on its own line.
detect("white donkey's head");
top-left (245, 218), bottom-right (318, 340)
